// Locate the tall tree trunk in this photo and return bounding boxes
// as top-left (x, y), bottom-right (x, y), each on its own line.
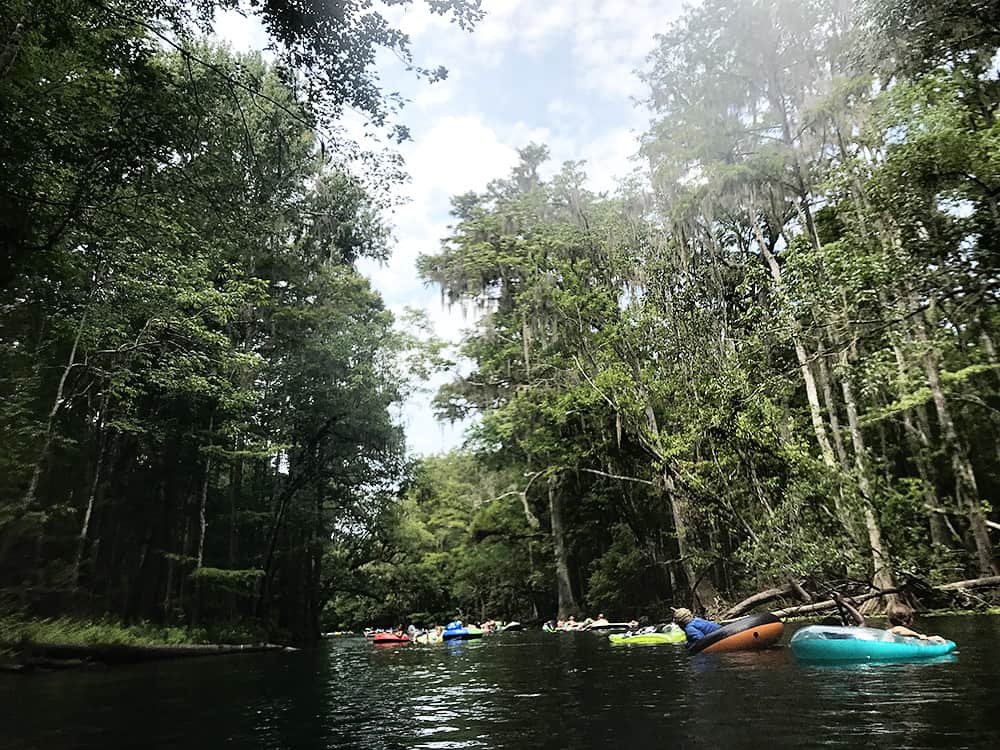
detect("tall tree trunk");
top-left (190, 444), bottom-right (213, 626)
top-left (816, 344), bottom-right (850, 469)
top-left (916, 325), bottom-right (998, 575)
top-left (228, 454), bottom-right (243, 619)
top-left (662, 472), bottom-right (718, 608)
top-left (814, 341), bottom-right (865, 542)
top-left (752, 220), bottom-right (837, 466)
top-left (548, 475), bottom-right (578, 618)
top-left (981, 331), bottom-right (998, 362)
top-left (839, 350), bottom-right (898, 603)
top-left (163, 495), bottom-right (181, 618)
top-left (74, 397), bottom-right (109, 587)
top-left (196, 445), bottom-right (213, 570)
top-left (21, 304), bottom-right (88, 511)
top-left (888, 337), bottom-right (949, 547)
top-left (521, 314), bottom-right (531, 377)
top-left (0, 6), bottom-right (32, 80)
top-left (633, 368), bottom-right (719, 606)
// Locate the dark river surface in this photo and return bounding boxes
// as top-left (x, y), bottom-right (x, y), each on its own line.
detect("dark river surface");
top-left (5, 616), bottom-right (1000, 749)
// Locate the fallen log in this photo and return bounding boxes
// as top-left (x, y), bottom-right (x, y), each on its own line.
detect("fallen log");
top-left (936, 575), bottom-right (1000, 591)
top-left (771, 588), bottom-right (902, 618)
top-left (926, 505), bottom-right (1000, 532)
top-left (789, 580), bottom-right (812, 603)
top-left (8, 641), bottom-right (295, 666)
top-left (772, 575), bottom-right (1000, 618)
top-left (722, 580), bottom-right (810, 620)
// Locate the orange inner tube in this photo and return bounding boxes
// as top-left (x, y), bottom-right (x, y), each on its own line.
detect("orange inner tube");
top-left (701, 621), bottom-right (784, 654)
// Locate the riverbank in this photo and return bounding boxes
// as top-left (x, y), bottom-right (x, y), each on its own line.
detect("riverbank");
top-left (0, 616), bottom-right (290, 673)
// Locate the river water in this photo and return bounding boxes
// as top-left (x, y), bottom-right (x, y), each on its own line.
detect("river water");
top-left (4, 616), bottom-right (1000, 749)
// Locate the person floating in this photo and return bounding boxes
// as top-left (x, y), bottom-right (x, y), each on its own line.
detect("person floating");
top-left (886, 602), bottom-right (947, 644)
top-left (672, 607), bottom-right (721, 644)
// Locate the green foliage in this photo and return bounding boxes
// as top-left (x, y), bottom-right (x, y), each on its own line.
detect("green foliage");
top-left (322, 452), bottom-right (547, 628)
top-left (586, 525), bottom-right (669, 617)
top-left (0, 616), bottom-right (206, 647)
top-left (0, 4), bottom-right (445, 640)
top-left (189, 567), bottom-right (264, 596)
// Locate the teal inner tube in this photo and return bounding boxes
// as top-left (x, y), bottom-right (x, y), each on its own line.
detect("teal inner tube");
top-left (790, 625), bottom-right (957, 662)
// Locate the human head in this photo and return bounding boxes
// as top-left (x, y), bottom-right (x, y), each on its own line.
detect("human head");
top-left (673, 608), bottom-right (694, 626)
top-left (887, 602), bottom-right (914, 627)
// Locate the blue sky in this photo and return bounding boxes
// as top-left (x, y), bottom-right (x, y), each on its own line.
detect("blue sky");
top-left (217, 0), bottom-right (688, 455)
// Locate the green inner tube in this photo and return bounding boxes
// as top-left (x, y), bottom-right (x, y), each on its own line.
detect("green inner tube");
top-left (608, 626), bottom-right (686, 645)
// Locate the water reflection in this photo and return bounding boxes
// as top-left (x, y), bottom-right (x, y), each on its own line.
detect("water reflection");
top-left (2, 617), bottom-right (999, 749)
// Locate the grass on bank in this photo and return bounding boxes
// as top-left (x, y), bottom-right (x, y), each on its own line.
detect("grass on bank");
top-left (923, 607), bottom-right (1000, 617)
top-left (0, 615), bottom-right (265, 647)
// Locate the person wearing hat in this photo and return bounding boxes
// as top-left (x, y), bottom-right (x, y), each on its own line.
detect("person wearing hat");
top-left (672, 607), bottom-right (721, 644)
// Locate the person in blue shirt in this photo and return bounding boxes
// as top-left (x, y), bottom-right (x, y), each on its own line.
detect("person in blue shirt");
top-left (672, 607), bottom-right (721, 643)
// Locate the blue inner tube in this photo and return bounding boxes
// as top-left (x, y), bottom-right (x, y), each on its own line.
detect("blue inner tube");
top-left (442, 627), bottom-right (483, 640)
top-left (790, 625), bottom-right (957, 662)
top-left (686, 613), bottom-right (782, 655)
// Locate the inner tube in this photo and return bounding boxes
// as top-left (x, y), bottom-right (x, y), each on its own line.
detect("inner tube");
top-left (585, 622), bottom-right (632, 632)
top-left (413, 632), bottom-right (443, 645)
top-left (609, 625), bottom-right (686, 645)
top-left (372, 632), bottom-right (409, 644)
top-left (442, 626), bottom-right (484, 641)
top-left (790, 625), bottom-right (957, 662)
top-left (687, 613), bottom-right (784, 655)
top-left (500, 622), bottom-right (523, 631)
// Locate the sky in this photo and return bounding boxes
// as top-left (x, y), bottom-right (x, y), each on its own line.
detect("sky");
top-left (216, 0), bottom-right (687, 455)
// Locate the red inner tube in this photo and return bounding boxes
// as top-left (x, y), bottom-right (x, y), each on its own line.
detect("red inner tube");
top-left (372, 633), bottom-right (409, 643)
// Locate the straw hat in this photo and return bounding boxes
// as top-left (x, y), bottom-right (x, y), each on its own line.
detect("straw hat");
top-left (672, 607), bottom-right (693, 625)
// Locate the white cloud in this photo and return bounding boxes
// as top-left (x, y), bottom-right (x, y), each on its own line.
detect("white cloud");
top-left (212, 0), bottom-right (691, 455)
top-left (405, 115), bottom-right (521, 197)
top-left (213, 9), bottom-right (269, 51)
top-left (399, 387), bottom-right (470, 454)
top-left (413, 77), bottom-right (456, 110)
top-left (361, 114), bottom-right (524, 307)
top-left (577, 126), bottom-right (643, 192)
top-left (395, 0), bottom-right (683, 98)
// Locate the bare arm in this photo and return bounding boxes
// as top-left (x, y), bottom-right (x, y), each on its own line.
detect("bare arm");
top-left (889, 625), bottom-right (947, 643)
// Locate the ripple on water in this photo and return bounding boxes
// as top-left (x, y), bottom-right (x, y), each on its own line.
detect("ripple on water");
top-left (3, 620), bottom-right (1000, 750)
